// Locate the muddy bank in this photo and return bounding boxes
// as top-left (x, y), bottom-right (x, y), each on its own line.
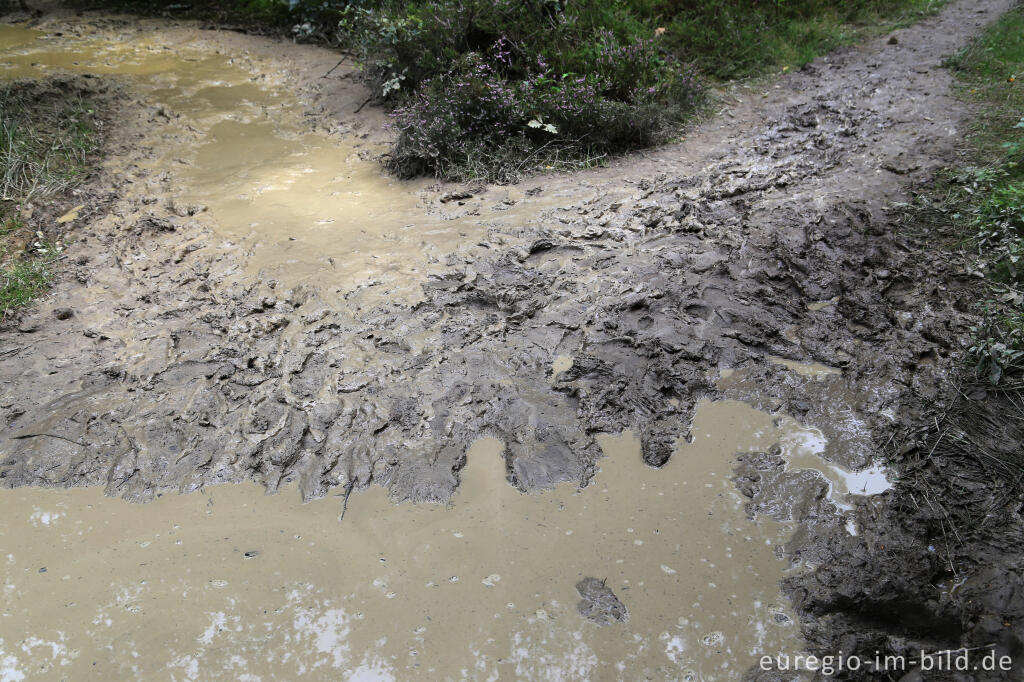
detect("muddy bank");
top-left (1, 0), bottom-right (1023, 678)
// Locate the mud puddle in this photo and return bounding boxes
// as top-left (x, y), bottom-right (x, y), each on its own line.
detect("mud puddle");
top-left (767, 356), bottom-right (841, 380)
top-left (0, 399), bottom-right (898, 680)
top-left (0, 23), bottom-right (593, 301)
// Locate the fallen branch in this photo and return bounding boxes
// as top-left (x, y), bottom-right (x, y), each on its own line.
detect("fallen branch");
top-left (322, 54), bottom-right (347, 79)
top-left (338, 479), bottom-right (356, 521)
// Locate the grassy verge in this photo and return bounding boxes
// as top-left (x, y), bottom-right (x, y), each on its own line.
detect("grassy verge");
top-left (0, 78), bottom-right (101, 319)
top-left (71, 0), bottom-right (948, 182)
top-left (903, 6), bottom-right (1024, 383)
top-left (653, 0), bottom-right (948, 80)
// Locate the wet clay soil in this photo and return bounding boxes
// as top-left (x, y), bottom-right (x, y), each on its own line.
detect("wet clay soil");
top-left (2, 0), bottom-right (1024, 679)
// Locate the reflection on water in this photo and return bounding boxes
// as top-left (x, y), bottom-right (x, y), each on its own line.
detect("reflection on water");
top-left (778, 417), bottom-right (892, 513)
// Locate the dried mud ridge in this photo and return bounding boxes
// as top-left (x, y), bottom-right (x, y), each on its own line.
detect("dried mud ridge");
top-left (2, 0), bottom-right (1023, 677)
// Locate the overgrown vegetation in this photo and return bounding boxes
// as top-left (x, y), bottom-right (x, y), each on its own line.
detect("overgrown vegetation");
top-left (266, 0), bottom-right (705, 181)
top-left (0, 78), bottom-right (100, 318)
top-left (905, 6), bottom-right (1024, 383)
top-left (78, 0), bottom-right (947, 181)
top-left (656, 0), bottom-right (946, 80)
top-left (325, 0), bottom-right (949, 181)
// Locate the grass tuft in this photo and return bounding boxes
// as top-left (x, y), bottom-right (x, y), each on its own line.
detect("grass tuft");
top-left (1, 94), bottom-right (94, 201)
top-left (0, 78), bottom-right (100, 319)
top-left (0, 255), bottom-right (52, 313)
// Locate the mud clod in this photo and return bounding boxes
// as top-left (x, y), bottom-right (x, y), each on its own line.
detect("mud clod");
top-left (575, 577), bottom-right (628, 626)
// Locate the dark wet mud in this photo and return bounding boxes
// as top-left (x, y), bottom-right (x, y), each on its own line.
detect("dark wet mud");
top-left (0, 1), bottom-right (994, 501)
top-left (2, 0), bottom-right (1023, 678)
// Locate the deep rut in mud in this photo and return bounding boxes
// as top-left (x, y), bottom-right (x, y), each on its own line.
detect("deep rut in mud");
top-left (1, 0), bottom-right (1023, 679)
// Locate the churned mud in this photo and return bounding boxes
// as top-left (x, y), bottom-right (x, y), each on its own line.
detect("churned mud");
top-left (1, 0), bottom-right (1023, 678)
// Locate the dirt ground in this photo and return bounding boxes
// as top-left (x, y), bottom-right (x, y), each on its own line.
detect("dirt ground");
top-left (2, 0), bottom-right (1023, 678)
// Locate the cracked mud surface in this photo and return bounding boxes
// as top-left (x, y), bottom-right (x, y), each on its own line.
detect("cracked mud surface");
top-left (2, 0), bottom-right (1024, 678)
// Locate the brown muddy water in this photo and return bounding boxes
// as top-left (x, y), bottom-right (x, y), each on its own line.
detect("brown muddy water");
top-left (1, 23), bottom-right (587, 299)
top-left (0, 22), bottom-right (896, 681)
top-left (0, 399), bottom-right (892, 681)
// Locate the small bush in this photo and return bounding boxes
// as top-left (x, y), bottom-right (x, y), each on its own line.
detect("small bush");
top-left (339, 0), bottom-right (702, 181)
top-left (970, 308), bottom-right (1024, 384)
top-left (384, 38), bottom-right (698, 181)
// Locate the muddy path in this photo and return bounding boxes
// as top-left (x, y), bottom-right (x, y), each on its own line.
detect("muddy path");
top-left (1, 0), bottom-right (1022, 678)
top-left (1, 0), bottom-right (1011, 500)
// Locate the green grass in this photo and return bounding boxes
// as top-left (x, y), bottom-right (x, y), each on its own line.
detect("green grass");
top-left (0, 255), bottom-right (52, 313)
top-left (0, 79), bottom-right (99, 319)
top-left (657, 0), bottom-right (949, 80)
top-left (918, 6), bottom-right (1024, 382)
top-left (1, 97), bottom-right (95, 201)
top-left (946, 3), bottom-right (1024, 156)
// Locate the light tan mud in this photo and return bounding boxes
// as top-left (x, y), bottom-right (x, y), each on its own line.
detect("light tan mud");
top-left (550, 354), bottom-right (574, 382)
top-left (0, 24), bottom-right (591, 300)
top-left (0, 399), bottom-right (888, 680)
top-left (767, 356), bottom-right (841, 381)
top-left (806, 298), bottom-right (837, 312)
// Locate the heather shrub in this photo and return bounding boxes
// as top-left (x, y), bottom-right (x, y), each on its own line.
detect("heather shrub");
top-left (385, 51), bottom-right (698, 180)
top-left (363, 6), bottom-right (701, 181)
